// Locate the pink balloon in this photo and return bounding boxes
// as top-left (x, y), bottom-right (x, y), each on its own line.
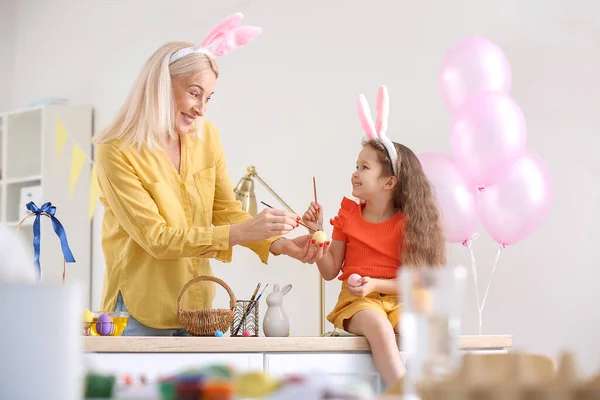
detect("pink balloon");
top-left (418, 152), bottom-right (480, 244)
top-left (440, 36), bottom-right (512, 114)
top-left (451, 91), bottom-right (527, 189)
top-left (479, 151), bottom-right (552, 246)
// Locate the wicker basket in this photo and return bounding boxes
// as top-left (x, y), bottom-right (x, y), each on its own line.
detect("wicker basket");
top-left (176, 275), bottom-right (236, 336)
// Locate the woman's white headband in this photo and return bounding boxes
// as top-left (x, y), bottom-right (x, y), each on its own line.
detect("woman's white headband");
top-left (169, 13), bottom-right (262, 64)
top-left (357, 85), bottom-right (399, 176)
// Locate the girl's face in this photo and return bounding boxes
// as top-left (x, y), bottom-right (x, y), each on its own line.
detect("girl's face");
top-left (351, 146), bottom-right (395, 201)
top-left (172, 72), bottom-right (217, 135)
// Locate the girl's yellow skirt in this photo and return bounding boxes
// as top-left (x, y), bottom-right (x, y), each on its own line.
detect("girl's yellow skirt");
top-left (327, 280), bottom-right (401, 330)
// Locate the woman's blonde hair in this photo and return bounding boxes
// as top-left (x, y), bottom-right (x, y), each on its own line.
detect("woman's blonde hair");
top-left (363, 139), bottom-right (447, 267)
top-left (93, 41), bottom-right (219, 150)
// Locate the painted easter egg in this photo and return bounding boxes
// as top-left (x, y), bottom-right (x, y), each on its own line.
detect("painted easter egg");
top-left (83, 309), bottom-right (93, 323)
top-left (348, 273), bottom-right (362, 287)
top-left (312, 230), bottom-right (328, 244)
top-left (96, 313), bottom-right (113, 336)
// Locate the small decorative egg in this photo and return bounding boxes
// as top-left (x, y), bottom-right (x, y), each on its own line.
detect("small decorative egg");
top-left (348, 273), bottom-right (362, 287)
top-left (312, 230), bottom-right (329, 244)
top-left (242, 330), bottom-right (251, 337)
top-left (83, 309), bottom-right (93, 323)
top-left (96, 313), bottom-right (113, 336)
top-left (235, 372), bottom-right (280, 398)
top-left (214, 330), bottom-right (224, 337)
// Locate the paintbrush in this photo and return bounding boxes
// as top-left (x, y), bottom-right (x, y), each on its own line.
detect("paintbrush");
top-left (234, 284), bottom-right (269, 336)
top-left (233, 282), bottom-right (261, 336)
top-left (244, 284), bottom-right (269, 317)
top-left (313, 176), bottom-right (322, 231)
top-left (260, 201), bottom-right (316, 233)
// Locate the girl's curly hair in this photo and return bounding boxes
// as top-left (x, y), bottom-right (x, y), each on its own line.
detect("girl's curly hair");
top-left (363, 139), bottom-right (446, 267)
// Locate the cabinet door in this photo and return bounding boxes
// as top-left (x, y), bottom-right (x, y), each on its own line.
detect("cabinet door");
top-left (84, 353), bottom-right (264, 383)
top-left (264, 352), bottom-right (408, 394)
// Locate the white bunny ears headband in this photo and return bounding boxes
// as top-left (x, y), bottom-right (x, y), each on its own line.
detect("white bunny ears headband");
top-left (169, 13), bottom-right (262, 64)
top-left (357, 85), bottom-right (399, 176)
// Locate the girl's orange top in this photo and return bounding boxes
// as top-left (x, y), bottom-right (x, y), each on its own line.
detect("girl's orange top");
top-left (330, 197), bottom-right (405, 281)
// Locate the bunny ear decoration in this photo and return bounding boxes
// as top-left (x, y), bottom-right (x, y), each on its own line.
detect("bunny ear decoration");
top-left (200, 13), bottom-right (244, 49)
top-left (169, 12), bottom-right (262, 64)
top-left (211, 26), bottom-right (263, 56)
top-left (357, 94), bottom-right (377, 139)
top-left (375, 85), bottom-right (389, 136)
top-left (357, 85), bottom-right (398, 176)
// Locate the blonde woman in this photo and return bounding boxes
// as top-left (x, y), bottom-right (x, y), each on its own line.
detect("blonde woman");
top-left (93, 15), bottom-right (326, 336)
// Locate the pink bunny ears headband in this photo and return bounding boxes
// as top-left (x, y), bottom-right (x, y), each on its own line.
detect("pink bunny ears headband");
top-left (357, 85), bottom-right (399, 176)
top-left (169, 13), bottom-right (262, 64)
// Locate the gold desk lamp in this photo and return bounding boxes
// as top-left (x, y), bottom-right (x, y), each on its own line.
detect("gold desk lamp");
top-left (234, 166), bottom-right (327, 336)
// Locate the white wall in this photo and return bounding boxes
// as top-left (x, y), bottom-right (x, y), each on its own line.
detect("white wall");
top-left (8, 0), bottom-right (600, 375)
top-left (0, 0), bottom-right (15, 112)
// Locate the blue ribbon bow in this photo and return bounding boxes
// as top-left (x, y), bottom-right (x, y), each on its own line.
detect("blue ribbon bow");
top-left (26, 201), bottom-right (76, 277)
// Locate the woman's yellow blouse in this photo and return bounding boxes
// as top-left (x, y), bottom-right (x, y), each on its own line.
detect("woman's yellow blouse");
top-left (96, 119), bottom-right (276, 329)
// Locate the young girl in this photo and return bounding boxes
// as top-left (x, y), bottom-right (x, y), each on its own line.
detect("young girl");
top-left (303, 86), bottom-right (446, 388)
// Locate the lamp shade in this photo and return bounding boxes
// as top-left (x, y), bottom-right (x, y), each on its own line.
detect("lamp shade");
top-left (234, 173), bottom-right (257, 217)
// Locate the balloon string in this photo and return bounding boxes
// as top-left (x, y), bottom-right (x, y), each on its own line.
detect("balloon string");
top-left (466, 234), bottom-right (482, 334)
top-left (466, 236), bottom-right (504, 335)
top-left (480, 245), bottom-right (504, 314)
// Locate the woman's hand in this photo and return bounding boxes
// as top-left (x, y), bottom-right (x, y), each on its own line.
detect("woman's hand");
top-left (302, 201), bottom-right (323, 232)
top-left (270, 235), bottom-right (330, 264)
top-left (230, 208), bottom-right (299, 246)
top-left (347, 276), bottom-right (377, 298)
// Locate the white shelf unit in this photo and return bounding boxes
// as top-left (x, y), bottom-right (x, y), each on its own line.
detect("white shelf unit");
top-left (0, 105), bottom-right (93, 306)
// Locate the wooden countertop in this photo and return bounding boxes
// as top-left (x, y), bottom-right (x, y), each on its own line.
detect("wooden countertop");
top-left (83, 334), bottom-right (512, 353)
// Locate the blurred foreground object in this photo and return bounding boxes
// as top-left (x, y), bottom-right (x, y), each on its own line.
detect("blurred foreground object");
top-left (0, 282), bottom-right (84, 400)
top-left (386, 351), bottom-right (600, 400)
top-left (0, 225), bottom-right (36, 284)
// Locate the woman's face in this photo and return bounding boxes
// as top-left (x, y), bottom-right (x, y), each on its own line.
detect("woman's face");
top-left (172, 71), bottom-right (217, 135)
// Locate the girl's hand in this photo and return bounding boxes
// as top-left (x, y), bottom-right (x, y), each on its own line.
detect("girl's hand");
top-left (231, 208), bottom-right (299, 245)
top-left (302, 201), bottom-right (323, 232)
top-left (347, 276), bottom-right (376, 298)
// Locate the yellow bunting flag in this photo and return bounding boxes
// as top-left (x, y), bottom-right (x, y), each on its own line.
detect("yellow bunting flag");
top-left (89, 165), bottom-right (100, 220)
top-left (69, 144), bottom-right (86, 197)
top-left (56, 120), bottom-right (68, 159)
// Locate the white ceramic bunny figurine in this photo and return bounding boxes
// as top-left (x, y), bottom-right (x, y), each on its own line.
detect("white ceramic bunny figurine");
top-left (263, 284), bottom-right (291, 337)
